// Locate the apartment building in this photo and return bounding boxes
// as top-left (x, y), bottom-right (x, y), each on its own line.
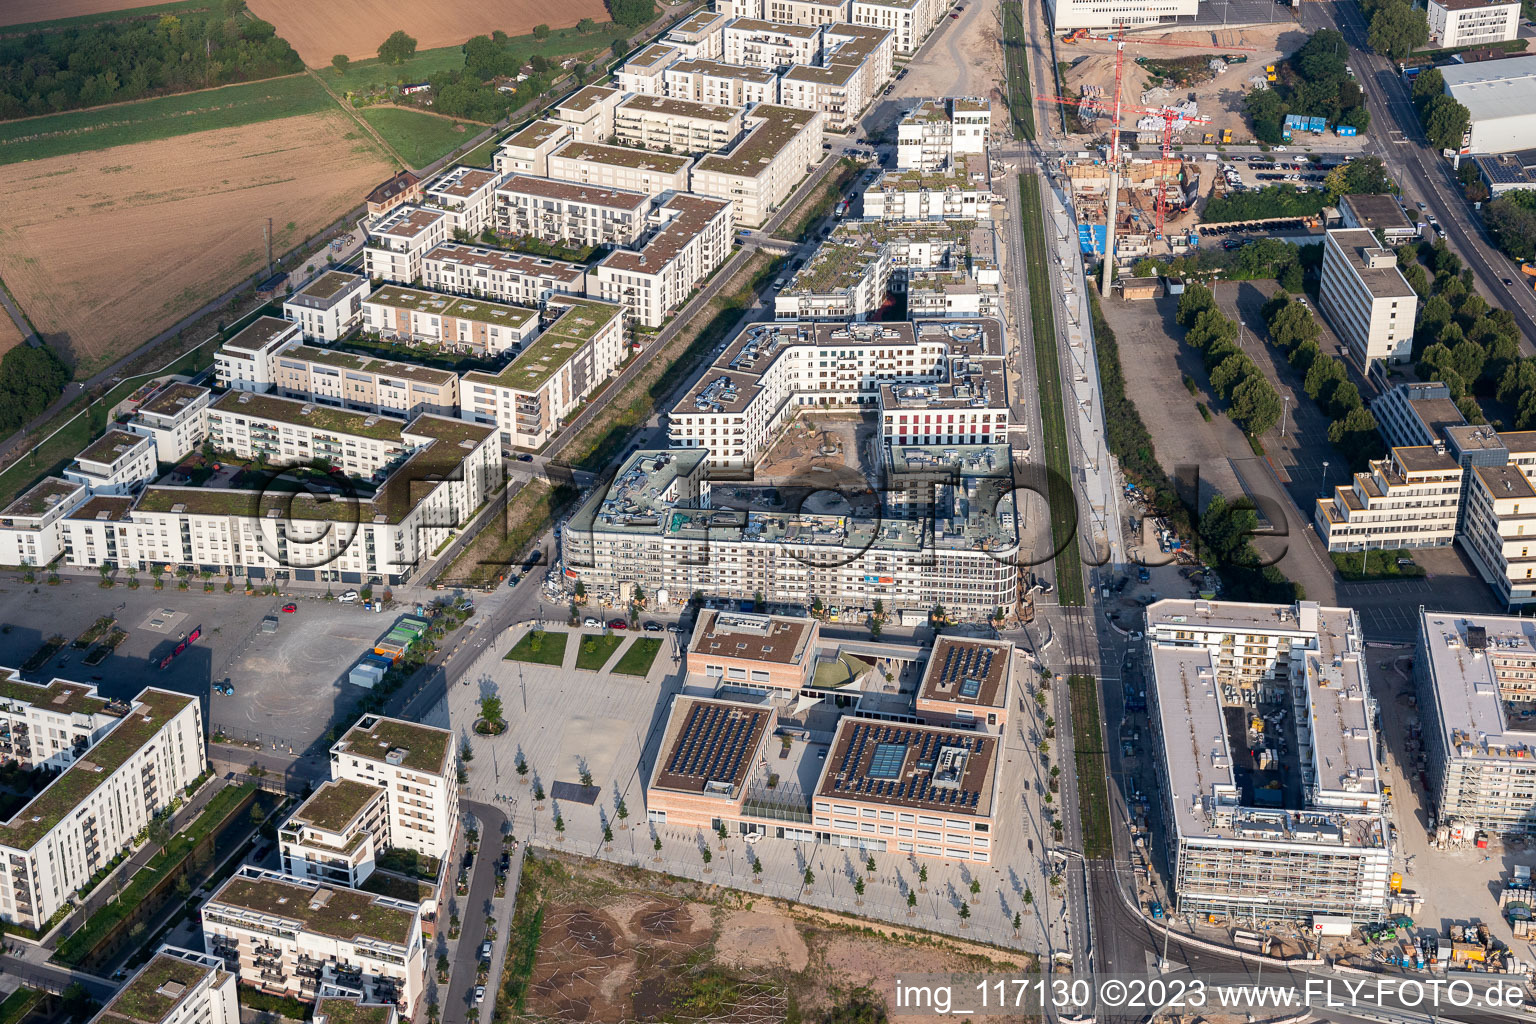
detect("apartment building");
top-left (778, 22), bottom-right (893, 131)
top-left (1318, 228), bottom-right (1418, 365)
top-left (361, 285), bottom-right (537, 356)
top-left (722, 19), bottom-right (824, 69)
top-left (664, 9), bottom-right (732, 58)
top-left (852, 0), bottom-right (934, 53)
top-left (0, 477), bottom-right (86, 567)
top-left (420, 243), bottom-right (586, 308)
top-left (593, 192), bottom-right (734, 327)
top-left (0, 673), bottom-right (127, 769)
top-left (494, 175), bottom-right (650, 248)
top-left (65, 429), bottom-right (156, 496)
top-left (493, 120), bottom-right (572, 177)
top-left (896, 98), bottom-right (990, 169)
top-left (617, 43), bottom-right (680, 95)
top-left (283, 272), bottom-right (370, 343)
top-left (315, 998), bottom-right (396, 1024)
top-left (548, 141), bottom-right (694, 197)
top-left (88, 947), bottom-right (240, 1024)
top-left (0, 687), bottom-right (201, 929)
top-left (61, 495), bottom-right (137, 570)
top-left (1314, 445), bottom-right (1463, 552)
top-left (1462, 463), bottom-right (1536, 607)
top-left (550, 86), bottom-right (624, 143)
top-left (691, 105), bottom-right (824, 227)
top-left (362, 207), bottom-right (450, 285)
top-left (279, 779), bottom-right (390, 888)
top-left (461, 297), bottom-right (626, 450)
top-left (613, 94), bottom-right (745, 154)
top-left (202, 866), bottom-right (424, 1015)
top-left (879, 356), bottom-right (1008, 446)
top-left (863, 162), bottom-right (994, 220)
top-left (330, 715), bottom-right (458, 863)
top-left (122, 418), bottom-right (497, 585)
top-left (215, 317), bottom-right (304, 394)
top-left (365, 171), bottom-right (421, 219)
top-left (562, 444), bottom-right (1019, 614)
top-left (686, 610), bottom-right (820, 692)
top-left (1145, 599), bottom-right (1392, 922)
top-left (418, 165), bottom-right (503, 236)
top-left (774, 235), bottom-right (891, 320)
top-left (126, 382), bottom-right (212, 465)
top-left (1428, 0), bottom-right (1519, 48)
top-left (207, 392), bottom-right (410, 480)
top-left (1417, 609), bottom-right (1536, 840)
top-left (272, 346), bottom-right (459, 420)
top-left (906, 271), bottom-right (1002, 319)
top-left (732, 0), bottom-right (853, 24)
top-left (644, 695), bottom-right (1000, 862)
top-left (663, 58), bottom-right (780, 106)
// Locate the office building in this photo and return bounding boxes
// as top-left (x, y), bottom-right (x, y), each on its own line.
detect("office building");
top-left (1314, 445), bottom-right (1464, 552)
top-left (1047, 0), bottom-right (1198, 30)
top-left (1428, 0), bottom-right (1519, 48)
top-left (691, 105), bottom-right (824, 227)
top-left (284, 272), bottom-right (370, 342)
top-left (1336, 194), bottom-right (1417, 246)
top-left (1318, 228), bottom-right (1418, 365)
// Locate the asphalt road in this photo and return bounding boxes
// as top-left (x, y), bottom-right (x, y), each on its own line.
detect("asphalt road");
top-left (442, 802), bottom-right (509, 1024)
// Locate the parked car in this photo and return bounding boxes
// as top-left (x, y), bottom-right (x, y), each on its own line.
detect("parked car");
top-left (643, 621), bottom-right (663, 632)
top-left (474, 987), bottom-right (486, 1005)
top-left (281, 602), bottom-right (298, 613)
top-left (583, 617), bottom-right (601, 628)
top-left (609, 619), bottom-right (629, 630)
top-left (337, 590), bottom-right (359, 603)
top-left (479, 942), bottom-right (493, 962)
top-left (517, 453), bottom-right (534, 462)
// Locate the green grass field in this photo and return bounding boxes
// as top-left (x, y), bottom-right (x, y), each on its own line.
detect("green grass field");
top-left (613, 638), bottom-right (663, 677)
top-left (329, 47), bottom-right (472, 95)
top-left (0, 74), bottom-right (333, 165)
top-left (574, 633), bottom-right (623, 671)
top-left (3, 0), bottom-right (211, 34)
top-left (360, 107), bottom-right (474, 168)
top-left (1018, 173), bottom-right (1084, 606)
top-left (505, 630), bottom-right (568, 666)
top-left (1068, 674), bottom-right (1112, 859)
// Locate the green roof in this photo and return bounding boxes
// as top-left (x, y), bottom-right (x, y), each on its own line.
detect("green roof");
top-left (695, 105), bottom-right (818, 177)
top-left (788, 238), bottom-right (886, 294)
top-left (212, 392), bottom-right (408, 442)
top-left (366, 285), bottom-right (536, 330)
top-left (103, 952), bottom-right (217, 1024)
top-left (76, 429), bottom-right (148, 466)
top-left (209, 874), bottom-right (416, 945)
top-left (403, 414), bottom-right (495, 448)
top-left (289, 779), bottom-right (382, 834)
top-left (338, 715), bottom-right (451, 774)
top-left (464, 299), bottom-right (621, 392)
top-left (282, 345), bottom-right (457, 386)
top-left (0, 675), bottom-right (114, 717)
top-left (503, 119), bottom-right (568, 150)
top-left (300, 271), bottom-right (367, 302)
top-left (316, 999), bottom-right (396, 1024)
top-left (2, 477), bottom-right (83, 519)
top-left (1, 689), bottom-right (195, 848)
top-left (553, 141), bottom-right (691, 173)
top-left (879, 166), bottom-right (973, 192)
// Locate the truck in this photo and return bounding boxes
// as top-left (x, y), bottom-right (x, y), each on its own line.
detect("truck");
top-left (1150, 901), bottom-right (1165, 919)
top-left (1221, 128), bottom-right (1233, 143)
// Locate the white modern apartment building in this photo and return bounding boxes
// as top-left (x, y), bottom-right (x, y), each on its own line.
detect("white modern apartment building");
top-left (126, 382), bottom-right (212, 464)
top-left (1047, 0), bottom-right (1197, 30)
top-left (88, 947), bottom-right (240, 1024)
top-left (493, 120), bottom-right (572, 177)
top-left (361, 285), bottom-right (538, 356)
top-left (691, 105), bottom-right (824, 227)
top-left (0, 477), bottom-right (86, 568)
top-left (1146, 599), bottom-right (1392, 923)
top-left (613, 95), bottom-right (744, 155)
top-left (278, 779), bottom-right (391, 889)
top-left (664, 58), bottom-right (780, 106)
top-left (1428, 0), bottom-right (1519, 48)
top-left (215, 317), bottom-right (304, 394)
top-left (550, 86), bottom-right (625, 143)
top-left (494, 175), bottom-right (650, 248)
top-left (271, 345), bottom-right (459, 420)
top-left (548, 141), bottom-right (694, 197)
top-left (0, 686), bottom-right (202, 929)
top-left (461, 297), bottom-right (626, 450)
top-left (284, 272), bottom-right (370, 342)
top-left (1416, 609), bottom-right (1536, 838)
top-left (593, 193), bottom-right (734, 327)
top-left (721, 0), bottom-right (853, 24)
top-left (420, 243), bottom-right (586, 308)
top-left (664, 9), bottom-right (732, 58)
top-left (723, 19), bottom-right (824, 69)
top-left (362, 207), bottom-right (450, 285)
top-left (897, 98), bottom-right (990, 170)
top-left (60, 495), bottom-right (136, 571)
top-left (1462, 463), bottom-right (1536, 607)
top-left (852, 0), bottom-right (934, 53)
top-left (1314, 445), bottom-right (1464, 552)
top-left (775, 26), bottom-right (893, 131)
top-left (0, 673), bottom-right (130, 769)
top-left (65, 429), bottom-right (156, 496)
top-left (879, 357), bottom-right (1008, 446)
top-left (616, 43), bottom-right (680, 95)
top-left (207, 391), bottom-right (410, 480)
top-left (774, 235), bottom-right (891, 320)
top-left (864, 163), bottom-right (994, 220)
top-left (418, 165), bottom-right (503, 236)
top-left (203, 866), bottom-right (425, 1015)
top-left (1318, 228), bottom-right (1418, 366)
top-left (329, 715), bottom-right (458, 863)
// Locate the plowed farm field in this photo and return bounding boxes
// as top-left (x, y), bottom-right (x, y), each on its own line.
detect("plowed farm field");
top-left (244, 0), bottom-right (610, 66)
top-left (0, 0), bottom-right (174, 28)
top-left (0, 108), bottom-right (391, 374)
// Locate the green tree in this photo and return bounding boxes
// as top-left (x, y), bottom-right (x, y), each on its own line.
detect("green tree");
top-left (1230, 375), bottom-right (1282, 435)
top-left (1422, 94), bottom-right (1471, 152)
top-left (803, 866), bottom-right (815, 887)
top-left (479, 695), bottom-right (503, 726)
top-left (1175, 282), bottom-right (1217, 328)
top-left (606, 0), bottom-right (656, 28)
top-left (1411, 67), bottom-right (1445, 109)
top-left (1323, 156), bottom-right (1392, 203)
top-left (578, 17), bottom-right (597, 31)
top-left (1367, 0), bottom-right (1429, 60)
top-left (1209, 354), bottom-right (1253, 401)
top-left (534, 23), bottom-right (552, 38)
top-left (378, 29), bottom-right (418, 64)
top-left (331, 54), bottom-right (350, 74)
top-left (906, 890), bottom-right (918, 911)
top-left (854, 877), bottom-right (866, 898)
top-left (1304, 356), bottom-right (1347, 404)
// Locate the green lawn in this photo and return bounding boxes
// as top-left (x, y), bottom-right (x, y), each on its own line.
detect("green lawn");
top-left (505, 630), bottom-right (568, 666)
top-left (1330, 549), bottom-right (1429, 582)
top-left (1068, 674), bottom-right (1112, 859)
top-left (0, 988), bottom-right (40, 1024)
top-left (574, 633), bottom-right (623, 670)
top-left (5, 0), bottom-right (210, 34)
top-left (0, 74), bottom-right (333, 165)
top-left (612, 638), bottom-right (663, 677)
top-left (330, 47), bottom-right (472, 95)
top-left (360, 107), bottom-right (475, 168)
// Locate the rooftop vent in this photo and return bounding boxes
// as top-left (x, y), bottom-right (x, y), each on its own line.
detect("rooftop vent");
top-left (385, 747), bottom-right (408, 765)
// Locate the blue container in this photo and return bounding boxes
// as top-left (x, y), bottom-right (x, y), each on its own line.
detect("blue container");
top-left (1337, 125), bottom-right (1357, 137)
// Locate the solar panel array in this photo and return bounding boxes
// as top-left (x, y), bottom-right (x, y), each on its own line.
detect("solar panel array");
top-left (937, 642), bottom-right (994, 698)
top-left (828, 721), bottom-right (986, 810)
top-left (664, 703), bottom-right (763, 787)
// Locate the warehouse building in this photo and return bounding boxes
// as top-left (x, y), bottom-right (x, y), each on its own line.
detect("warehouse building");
top-left (1441, 55), bottom-right (1536, 154)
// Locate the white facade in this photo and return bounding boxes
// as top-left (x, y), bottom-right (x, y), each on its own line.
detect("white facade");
top-left (0, 674), bottom-right (129, 769)
top-left (851, 0), bottom-right (933, 53)
top-left (1428, 0), bottom-right (1519, 48)
top-left (126, 382), bottom-right (211, 465)
top-left (279, 779), bottom-right (390, 889)
top-left (593, 193), bottom-right (734, 327)
top-left (207, 391), bottom-right (411, 480)
top-left (1315, 445), bottom-right (1463, 552)
top-left (361, 285), bottom-right (538, 356)
top-left (362, 206), bottom-right (450, 285)
top-left (494, 175), bottom-right (650, 248)
top-left (550, 86), bottom-right (624, 144)
top-left (548, 141), bottom-right (695, 197)
top-left (613, 94), bottom-right (745, 154)
top-left (0, 477), bottom-right (86, 568)
top-left (664, 10), bottom-right (732, 58)
top-left (723, 19), bottom-right (824, 69)
top-left (329, 715), bottom-right (458, 864)
top-left (284, 272), bottom-right (370, 342)
top-left (89, 948), bottom-right (240, 1024)
top-left (1461, 463), bottom-right (1536, 607)
top-left (863, 171), bottom-right (994, 220)
top-left (774, 237), bottom-right (891, 320)
top-left (493, 120), bottom-right (572, 177)
top-left (419, 243), bottom-right (587, 308)
top-left (616, 43), bottom-right (680, 95)
top-left (691, 105), bottom-right (824, 227)
top-left (66, 429), bottom-right (156, 496)
top-left (896, 98), bottom-right (990, 170)
top-left (272, 344), bottom-right (459, 420)
top-left (664, 58), bottom-right (781, 106)
top-left (419, 165), bottom-right (503, 236)
top-left (1046, 0), bottom-right (1198, 30)
top-left (1318, 228), bottom-right (1417, 365)
top-left (214, 317), bottom-right (304, 394)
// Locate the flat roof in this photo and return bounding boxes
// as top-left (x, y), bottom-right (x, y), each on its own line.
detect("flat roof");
top-left (1339, 193), bottom-right (1412, 233)
top-left (502, 119), bottom-right (569, 152)
top-left (2, 476), bottom-right (84, 519)
top-left (695, 105), bottom-right (819, 178)
top-left (335, 714), bottom-right (451, 775)
top-left (558, 85), bottom-right (619, 114)
top-left (917, 637), bottom-right (1011, 708)
top-left (1418, 609), bottom-right (1536, 763)
top-left (76, 429), bottom-right (148, 466)
top-left (212, 391), bottom-right (407, 442)
top-left (423, 165), bottom-right (499, 200)
top-left (815, 718), bottom-right (997, 817)
top-left (617, 93), bottom-right (741, 123)
top-left (223, 315), bottom-right (297, 354)
top-left (651, 696), bottom-right (772, 796)
top-left (423, 241), bottom-right (585, 284)
top-left (1392, 444), bottom-right (1461, 474)
top-left (669, 9), bottom-right (728, 35)
top-left (288, 779), bottom-right (383, 834)
top-left (0, 673), bottom-right (115, 717)
top-left (314, 999), bottom-right (396, 1024)
top-left (627, 43), bottom-right (680, 71)
top-left (464, 297), bottom-right (621, 391)
top-left (1476, 463), bottom-right (1536, 499)
top-left (366, 284), bottom-right (536, 329)
top-left (1410, 395), bottom-right (1470, 439)
top-left (137, 382), bottom-right (209, 419)
top-left (280, 344), bottom-right (457, 385)
top-left (207, 869), bottom-right (416, 945)
top-left (727, 17), bottom-right (822, 37)
top-left (667, 58), bottom-right (778, 84)
top-left (290, 271), bottom-right (367, 309)
top-left (497, 174), bottom-right (650, 211)
top-left (1442, 55), bottom-right (1536, 124)
top-left (598, 192), bottom-right (730, 275)
top-left (368, 205), bottom-right (446, 240)
top-left (98, 950), bottom-right (222, 1024)
top-left (551, 140), bottom-right (692, 173)
top-left (66, 495), bottom-right (134, 523)
top-left (690, 610), bottom-right (815, 665)
top-left (1327, 229), bottom-right (1416, 299)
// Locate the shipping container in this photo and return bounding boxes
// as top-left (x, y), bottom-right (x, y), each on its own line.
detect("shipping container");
top-left (349, 661), bottom-right (386, 689)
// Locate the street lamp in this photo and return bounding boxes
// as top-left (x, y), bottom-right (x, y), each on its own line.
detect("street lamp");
top-left (1280, 394), bottom-right (1291, 438)
top-left (1321, 460), bottom-right (1330, 498)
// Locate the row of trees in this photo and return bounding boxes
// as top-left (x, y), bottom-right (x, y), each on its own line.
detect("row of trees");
top-left (1176, 284), bottom-right (1284, 437)
top-left (1132, 236), bottom-right (1318, 290)
top-left (1483, 189), bottom-right (1536, 262)
top-left (0, 0), bottom-right (302, 121)
top-left (606, 0), bottom-right (658, 28)
top-left (1408, 67), bottom-right (1472, 153)
top-left (0, 345), bottom-right (69, 437)
top-left (1244, 30), bottom-right (1370, 144)
top-left (1363, 0), bottom-right (1429, 60)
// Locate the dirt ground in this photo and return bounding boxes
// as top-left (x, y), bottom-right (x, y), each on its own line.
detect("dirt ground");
top-left (246, 0), bottom-right (611, 65)
top-left (0, 314), bottom-right (24, 359)
top-left (887, 2), bottom-right (1004, 133)
top-left (0, 108), bottom-right (392, 376)
top-left (519, 853), bottom-right (1029, 1023)
top-left (0, 0), bottom-right (162, 26)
